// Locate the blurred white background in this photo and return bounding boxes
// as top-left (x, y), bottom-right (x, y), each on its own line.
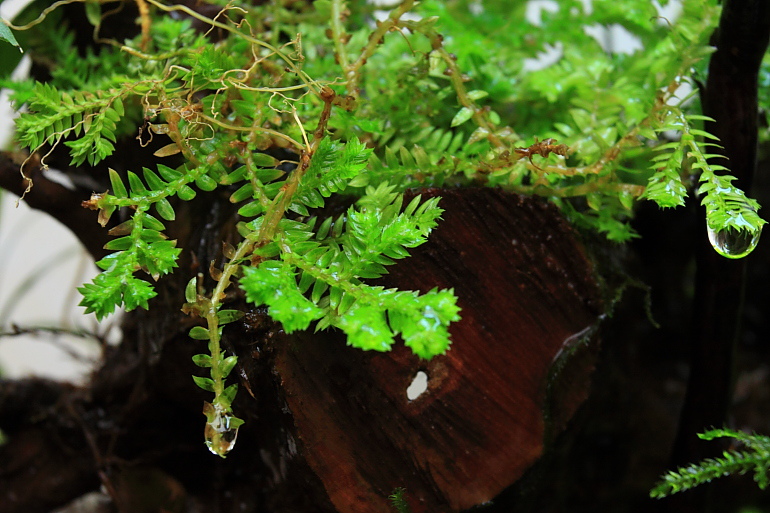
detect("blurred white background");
top-left (0, 0), bottom-right (116, 382)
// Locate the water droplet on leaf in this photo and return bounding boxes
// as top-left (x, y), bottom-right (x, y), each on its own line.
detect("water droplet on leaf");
top-left (707, 225), bottom-right (761, 259)
top-left (203, 402), bottom-right (242, 457)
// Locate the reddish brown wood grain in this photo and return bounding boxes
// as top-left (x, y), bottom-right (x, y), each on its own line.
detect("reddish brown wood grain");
top-left (273, 188), bottom-right (603, 512)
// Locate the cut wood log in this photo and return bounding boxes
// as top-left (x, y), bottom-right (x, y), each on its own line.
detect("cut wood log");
top-left (0, 188), bottom-right (604, 513)
top-left (273, 188), bottom-right (604, 512)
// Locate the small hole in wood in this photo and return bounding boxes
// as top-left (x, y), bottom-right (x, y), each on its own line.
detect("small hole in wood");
top-left (406, 371), bottom-right (429, 401)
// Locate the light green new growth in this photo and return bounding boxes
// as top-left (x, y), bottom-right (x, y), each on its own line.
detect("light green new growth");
top-left (2, 0), bottom-right (766, 456)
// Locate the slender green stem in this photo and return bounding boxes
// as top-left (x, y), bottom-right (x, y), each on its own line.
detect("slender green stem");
top-left (197, 112), bottom-right (304, 151)
top-left (204, 237), bottom-right (256, 403)
top-left (330, 0), bottom-right (351, 71)
top-left (257, 91), bottom-right (334, 243)
top-left (144, 0), bottom-right (320, 94)
top-left (198, 94), bottom-right (336, 397)
top-left (344, 0), bottom-right (415, 96)
top-left (436, 46), bottom-right (508, 149)
top-left (5, 0), bottom-right (84, 30)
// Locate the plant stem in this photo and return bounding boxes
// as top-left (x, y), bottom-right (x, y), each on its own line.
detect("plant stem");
top-left (434, 46), bottom-right (508, 149)
top-left (205, 237), bottom-right (256, 402)
top-left (135, 0), bottom-right (151, 51)
top-left (330, 0), bottom-right (351, 72)
top-left (257, 88), bottom-right (335, 244)
top-left (345, 0), bottom-right (415, 97)
top-left (145, 0), bottom-right (320, 94)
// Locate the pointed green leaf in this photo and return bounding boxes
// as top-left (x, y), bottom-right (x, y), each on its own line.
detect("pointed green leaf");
top-left (103, 237), bottom-right (133, 251)
top-left (0, 21), bottom-right (21, 51)
top-left (229, 184), bottom-right (253, 203)
top-left (127, 171), bottom-right (146, 194)
top-left (252, 153), bottom-right (280, 167)
top-left (222, 167), bottom-right (247, 185)
top-left (189, 326), bottom-right (211, 340)
top-left (217, 309), bottom-right (245, 324)
top-left (466, 90), bottom-right (489, 101)
top-left (221, 355), bottom-right (238, 378)
top-left (157, 164), bottom-right (184, 182)
top-left (192, 354), bottom-right (213, 367)
top-left (192, 375), bottom-right (215, 392)
top-left (84, 0), bottom-right (102, 26)
top-left (178, 185), bottom-right (197, 200)
top-left (155, 198), bottom-right (176, 221)
top-left (143, 168), bottom-right (168, 191)
top-left (141, 214), bottom-right (166, 232)
top-left (237, 201), bottom-right (264, 217)
top-left (450, 107), bottom-right (473, 127)
top-left (196, 174), bottom-right (218, 191)
top-left (221, 383), bottom-right (238, 408)
top-left (109, 168), bottom-right (128, 199)
top-left (185, 277), bottom-right (197, 303)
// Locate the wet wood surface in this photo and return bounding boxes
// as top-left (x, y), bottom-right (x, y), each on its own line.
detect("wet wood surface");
top-left (0, 188), bottom-right (604, 513)
top-left (274, 188), bottom-right (604, 512)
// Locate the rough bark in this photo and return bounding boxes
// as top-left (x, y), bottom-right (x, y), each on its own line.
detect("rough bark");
top-left (274, 188), bottom-right (603, 512)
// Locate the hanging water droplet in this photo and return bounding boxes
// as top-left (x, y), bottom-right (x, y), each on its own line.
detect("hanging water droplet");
top-left (203, 402), bottom-right (242, 457)
top-left (707, 225), bottom-right (762, 259)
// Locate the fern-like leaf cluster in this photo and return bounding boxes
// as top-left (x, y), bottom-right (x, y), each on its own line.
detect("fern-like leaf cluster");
top-left (291, 137), bottom-right (371, 214)
top-left (651, 428), bottom-right (770, 498)
top-left (15, 84), bottom-right (127, 166)
top-left (78, 165), bottom-right (206, 319)
top-left (388, 487), bottom-right (413, 513)
top-left (642, 109), bottom-right (766, 236)
top-left (3, 0), bottom-right (766, 457)
top-left (78, 207), bottom-right (180, 318)
top-left (241, 183), bottom-right (460, 358)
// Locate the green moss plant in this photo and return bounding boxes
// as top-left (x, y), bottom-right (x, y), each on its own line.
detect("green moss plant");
top-left (0, 0), bottom-right (764, 456)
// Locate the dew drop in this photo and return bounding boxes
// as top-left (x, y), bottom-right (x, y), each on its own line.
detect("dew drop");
top-left (203, 402), bottom-right (240, 457)
top-left (707, 225), bottom-right (762, 259)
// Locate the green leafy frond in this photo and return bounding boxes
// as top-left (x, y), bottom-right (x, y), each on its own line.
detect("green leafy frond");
top-left (651, 428), bottom-right (770, 498)
top-left (639, 107), bottom-right (765, 243)
top-left (700, 427), bottom-right (770, 453)
top-left (698, 171), bottom-right (766, 234)
top-left (388, 487), bottom-right (413, 513)
top-left (15, 83), bottom-right (128, 166)
top-left (76, 162), bottom-right (211, 320)
top-left (7, 0), bottom-right (764, 460)
top-left (78, 208), bottom-right (181, 320)
top-left (362, 138), bottom-right (466, 190)
top-left (241, 260), bottom-right (324, 333)
top-left (641, 140), bottom-right (688, 209)
top-left (290, 137), bottom-right (372, 214)
top-left (240, 186), bottom-right (460, 358)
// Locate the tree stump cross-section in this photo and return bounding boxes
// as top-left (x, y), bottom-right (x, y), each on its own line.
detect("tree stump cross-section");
top-left (273, 187), bottom-right (604, 513)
